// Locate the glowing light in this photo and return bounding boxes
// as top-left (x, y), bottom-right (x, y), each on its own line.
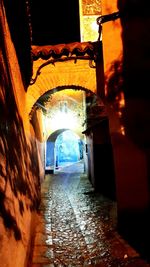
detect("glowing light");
top-left (46, 110), bottom-right (78, 132)
top-left (120, 125), bottom-right (125, 136)
top-left (119, 91), bottom-right (125, 108)
top-left (81, 16), bottom-right (99, 42)
top-left (118, 111), bottom-right (122, 118)
top-left (91, 21), bottom-right (99, 32)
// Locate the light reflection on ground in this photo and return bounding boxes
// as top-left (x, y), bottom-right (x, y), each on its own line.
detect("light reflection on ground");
top-left (29, 162), bottom-right (148, 267)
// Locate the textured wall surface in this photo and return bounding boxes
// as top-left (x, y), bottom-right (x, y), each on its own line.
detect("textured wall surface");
top-left (0, 2), bottom-right (41, 267)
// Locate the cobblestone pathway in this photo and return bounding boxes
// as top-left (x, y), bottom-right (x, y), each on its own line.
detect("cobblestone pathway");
top-left (28, 162), bottom-right (150, 267)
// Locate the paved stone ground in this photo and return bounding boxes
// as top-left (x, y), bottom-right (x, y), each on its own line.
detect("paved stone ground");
top-left (28, 162), bottom-right (150, 267)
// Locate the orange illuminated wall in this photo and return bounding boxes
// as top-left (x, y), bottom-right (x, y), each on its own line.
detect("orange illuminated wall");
top-left (101, 1), bottom-right (123, 95)
top-left (79, 0), bottom-right (123, 97)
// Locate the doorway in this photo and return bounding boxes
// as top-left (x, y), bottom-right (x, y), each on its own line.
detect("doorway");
top-left (55, 130), bottom-right (83, 171)
top-left (45, 129), bottom-right (85, 174)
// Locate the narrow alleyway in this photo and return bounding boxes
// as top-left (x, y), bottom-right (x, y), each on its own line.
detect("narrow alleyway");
top-left (28, 162), bottom-right (150, 267)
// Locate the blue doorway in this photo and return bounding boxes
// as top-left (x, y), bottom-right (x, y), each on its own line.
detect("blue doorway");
top-left (55, 130), bottom-right (83, 169)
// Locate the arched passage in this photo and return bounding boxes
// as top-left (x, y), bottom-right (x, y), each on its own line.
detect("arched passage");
top-left (30, 85), bottom-right (116, 199)
top-left (26, 35), bottom-right (116, 200)
top-left (35, 86), bottom-right (93, 174)
top-left (46, 129), bottom-right (84, 174)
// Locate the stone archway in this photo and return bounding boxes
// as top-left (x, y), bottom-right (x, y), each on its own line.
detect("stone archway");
top-left (46, 129), bottom-right (85, 174)
top-left (45, 129), bottom-right (68, 174)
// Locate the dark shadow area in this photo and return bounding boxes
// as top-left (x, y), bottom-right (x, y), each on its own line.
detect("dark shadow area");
top-left (0, 189), bottom-right (21, 240)
top-left (115, 0), bottom-right (150, 261)
top-left (105, 59), bottom-right (123, 104)
top-left (4, 0), bottom-right (33, 89)
top-left (118, 209), bottom-right (150, 262)
top-left (0, 18), bottom-right (40, 240)
top-left (117, 0), bottom-right (150, 99)
top-left (30, 0), bottom-right (80, 45)
top-left (83, 93), bottom-right (116, 201)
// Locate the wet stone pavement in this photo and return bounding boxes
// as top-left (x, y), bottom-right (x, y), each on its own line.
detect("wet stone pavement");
top-left (28, 162), bottom-right (150, 267)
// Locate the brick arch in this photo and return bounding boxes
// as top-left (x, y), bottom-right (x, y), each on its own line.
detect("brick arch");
top-left (26, 59), bottom-right (97, 115)
top-left (29, 85), bottom-right (97, 119)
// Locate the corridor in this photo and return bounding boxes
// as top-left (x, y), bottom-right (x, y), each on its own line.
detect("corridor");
top-left (28, 162), bottom-right (149, 267)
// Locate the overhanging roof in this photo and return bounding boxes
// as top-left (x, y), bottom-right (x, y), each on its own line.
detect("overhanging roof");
top-left (31, 41), bottom-right (98, 61)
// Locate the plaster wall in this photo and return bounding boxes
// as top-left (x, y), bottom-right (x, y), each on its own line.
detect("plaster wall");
top-left (101, 0), bottom-right (123, 95)
top-left (0, 3), bottom-right (42, 267)
top-left (101, 0), bottom-right (150, 212)
top-left (101, 0), bottom-right (150, 258)
top-left (31, 109), bottom-right (45, 181)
